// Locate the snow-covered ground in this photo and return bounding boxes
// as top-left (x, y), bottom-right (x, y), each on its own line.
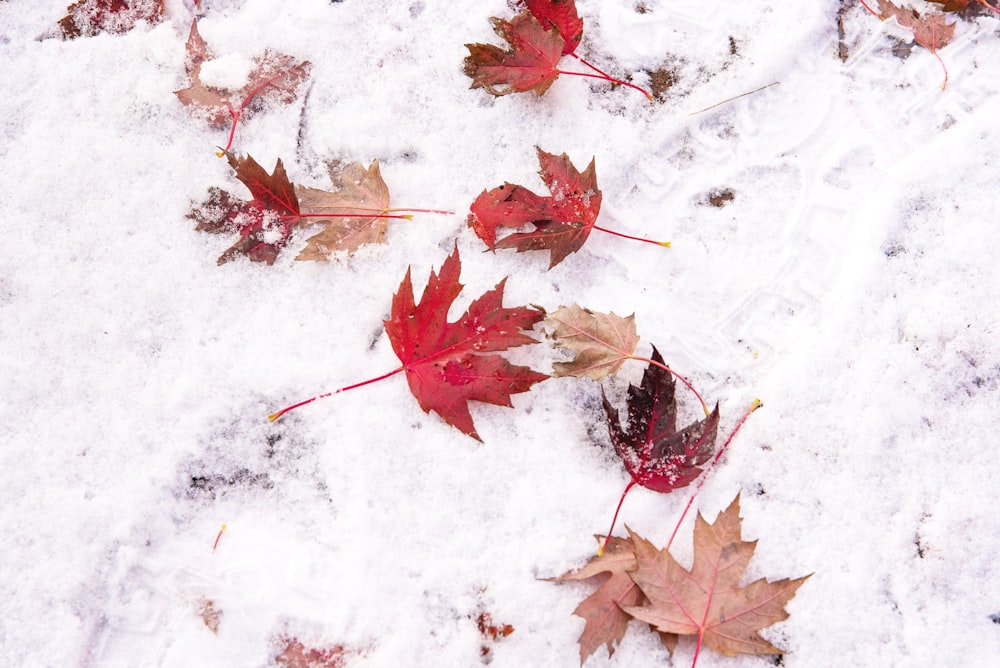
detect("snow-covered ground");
top-left (2, 1), bottom-right (999, 666)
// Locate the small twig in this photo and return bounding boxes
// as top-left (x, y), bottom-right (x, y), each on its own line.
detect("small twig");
top-left (687, 82), bottom-right (780, 116)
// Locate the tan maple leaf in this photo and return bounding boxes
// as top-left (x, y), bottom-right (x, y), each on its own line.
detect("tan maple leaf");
top-left (877, 0), bottom-right (956, 51)
top-left (554, 536), bottom-right (676, 664)
top-left (295, 160), bottom-right (391, 260)
top-left (542, 305), bottom-right (639, 379)
top-left (623, 494), bottom-right (810, 659)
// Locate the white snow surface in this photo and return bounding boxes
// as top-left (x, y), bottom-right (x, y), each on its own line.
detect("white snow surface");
top-left (2, 1), bottom-right (1000, 666)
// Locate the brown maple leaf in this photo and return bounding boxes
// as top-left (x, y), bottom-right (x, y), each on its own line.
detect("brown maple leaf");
top-left (464, 10), bottom-right (564, 96)
top-left (175, 19), bottom-right (310, 148)
top-left (623, 495), bottom-right (810, 660)
top-left (553, 536), bottom-right (673, 664)
top-left (542, 305), bottom-right (639, 379)
top-left (295, 160), bottom-right (391, 260)
top-left (877, 0), bottom-right (956, 51)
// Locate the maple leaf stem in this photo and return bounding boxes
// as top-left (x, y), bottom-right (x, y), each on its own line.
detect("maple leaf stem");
top-left (597, 480), bottom-right (636, 557)
top-left (288, 212), bottom-right (416, 221)
top-left (384, 207), bottom-right (455, 215)
top-left (568, 53), bottom-right (613, 80)
top-left (979, 0), bottom-right (1000, 15)
top-left (592, 224), bottom-right (670, 248)
top-left (555, 69), bottom-right (654, 101)
top-left (218, 71), bottom-right (298, 154)
top-left (221, 105), bottom-right (240, 154)
top-left (692, 631), bottom-right (706, 668)
top-left (268, 366), bottom-right (405, 422)
top-left (858, 0), bottom-right (881, 18)
top-left (931, 49), bottom-right (949, 91)
top-left (278, 209), bottom-right (454, 223)
top-left (627, 354), bottom-right (709, 416)
top-left (665, 399), bottom-right (762, 551)
top-left (212, 523), bottom-right (226, 552)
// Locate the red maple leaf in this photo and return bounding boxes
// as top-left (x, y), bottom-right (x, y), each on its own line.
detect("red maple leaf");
top-left (270, 247), bottom-right (547, 440)
top-left (464, 11), bottom-right (564, 96)
top-left (384, 246), bottom-right (548, 440)
top-left (517, 0), bottom-right (584, 55)
top-left (467, 147), bottom-right (602, 268)
top-left (188, 152), bottom-right (300, 265)
top-left (56, 0), bottom-right (163, 39)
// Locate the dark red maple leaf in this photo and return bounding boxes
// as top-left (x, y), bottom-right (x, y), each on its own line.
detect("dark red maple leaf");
top-left (270, 247), bottom-right (548, 440)
top-left (603, 346), bottom-right (720, 494)
top-left (464, 11), bottom-right (564, 96)
top-left (517, 0), bottom-right (584, 55)
top-left (56, 0), bottom-right (163, 39)
top-left (467, 147), bottom-right (602, 269)
top-left (598, 346), bottom-right (720, 551)
top-left (188, 152), bottom-right (300, 265)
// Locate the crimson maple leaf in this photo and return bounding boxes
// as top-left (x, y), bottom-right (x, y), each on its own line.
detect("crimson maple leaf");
top-left (188, 152), bottom-right (300, 265)
top-left (384, 246), bottom-right (548, 440)
top-left (463, 11), bottom-right (564, 96)
top-left (926, 0), bottom-right (1000, 14)
top-left (518, 0), bottom-right (584, 55)
top-left (468, 147), bottom-right (602, 268)
top-left (270, 247), bottom-right (547, 440)
top-left (55, 0), bottom-right (162, 39)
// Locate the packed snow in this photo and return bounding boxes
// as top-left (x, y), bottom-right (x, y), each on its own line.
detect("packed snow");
top-left (1, 1), bottom-right (999, 666)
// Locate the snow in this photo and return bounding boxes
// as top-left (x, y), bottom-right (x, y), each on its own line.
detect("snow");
top-left (1, 0), bottom-right (999, 666)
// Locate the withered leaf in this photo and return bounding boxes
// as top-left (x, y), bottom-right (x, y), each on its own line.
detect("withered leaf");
top-left (542, 305), bottom-right (639, 379)
top-left (295, 160), bottom-right (391, 260)
top-left (623, 495), bottom-right (811, 658)
top-left (554, 536), bottom-right (646, 663)
top-left (175, 19), bottom-right (311, 129)
top-left (877, 0), bottom-right (956, 51)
